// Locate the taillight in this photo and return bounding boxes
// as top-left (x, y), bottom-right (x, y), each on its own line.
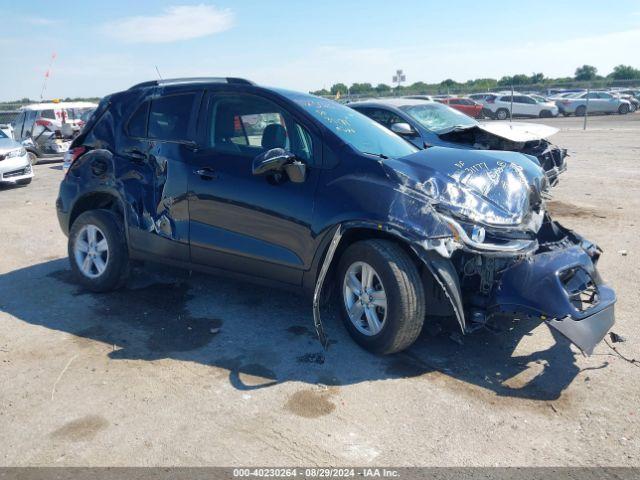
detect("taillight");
top-left (64, 146), bottom-right (86, 175)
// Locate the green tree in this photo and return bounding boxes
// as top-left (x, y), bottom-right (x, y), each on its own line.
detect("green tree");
top-left (440, 78), bottom-right (458, 87)
top-left (574, 65), bottom-right (598, 81)
top-left (374, 83), bottom-right (391, 93)
top-left (349, 82), bottom-right (373, 94)
top-left (330, 83), bottom-right (348, 95)
top-left (530, 72), bottom-right (545, 84)
top-left (608, 65), bottom-right (640, 80)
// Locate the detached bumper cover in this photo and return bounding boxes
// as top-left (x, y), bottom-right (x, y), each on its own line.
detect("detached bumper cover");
top-left (489, 246), bottom-right (616, 354)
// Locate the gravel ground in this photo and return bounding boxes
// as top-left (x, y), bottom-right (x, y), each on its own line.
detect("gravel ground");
top-left (1, 114), bottom-right (639, 466)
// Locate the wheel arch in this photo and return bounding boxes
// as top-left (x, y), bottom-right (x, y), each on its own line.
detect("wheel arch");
top-left (306, 222), bottom-right (467, 341)
top-left (69, 189), bottom-right (126, 231)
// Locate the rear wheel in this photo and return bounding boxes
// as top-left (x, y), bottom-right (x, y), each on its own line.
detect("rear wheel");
top-left (575, 105), bottom-right (587, 117)
top-left (539, 110), bottom-right (551, 118)
top-left (68, 209), bottom-right (129, 292)
top-left (336, 240), bottom-right (425, 355)
top-left (618, 104), bottom-right (630, 115)
top-left (496, 108), bottom-right (510, 120)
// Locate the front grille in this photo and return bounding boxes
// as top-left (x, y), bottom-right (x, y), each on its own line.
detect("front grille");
top-left (3, 167), bottom-right (28, 178)
top-left (559, 267), bottom-right (599, 312)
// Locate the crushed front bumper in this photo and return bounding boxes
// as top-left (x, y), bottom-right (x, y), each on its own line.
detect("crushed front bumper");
top-left (489, 245), bottom-right (616, 354)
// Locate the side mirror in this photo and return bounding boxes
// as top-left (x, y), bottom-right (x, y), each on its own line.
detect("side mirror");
top-left (252, 148), bottom-right (306, 183)
top-left (390, 122), bottom-right (416, 136)
top-left (252, 148), bottom-right (295, 175)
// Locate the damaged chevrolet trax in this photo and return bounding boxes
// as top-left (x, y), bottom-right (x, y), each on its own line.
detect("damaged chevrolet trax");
top-left (57, 78), bottom-right (615, 355)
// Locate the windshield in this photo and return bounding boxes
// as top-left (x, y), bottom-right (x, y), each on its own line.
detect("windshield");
top-left (0, 129), bottom-right (7, 139)
top-left (401, 103), bottom-right (477, 133)
top-left (277, 90), bottom-right (418, 159)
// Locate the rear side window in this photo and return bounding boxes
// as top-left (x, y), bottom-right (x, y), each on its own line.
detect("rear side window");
top-left (40, 109), bottom-right (56, 119)
top-left (148, 93), bottom-right (196, 142)
top-left (127, 102), bottom-right (149, 137)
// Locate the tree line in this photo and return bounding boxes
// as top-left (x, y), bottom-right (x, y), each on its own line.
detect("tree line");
top-left (312, 64), bottom-right (640, 96)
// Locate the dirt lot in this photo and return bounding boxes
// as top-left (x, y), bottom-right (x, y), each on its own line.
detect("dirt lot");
top-left (1, 114), bottom-right (639, 466)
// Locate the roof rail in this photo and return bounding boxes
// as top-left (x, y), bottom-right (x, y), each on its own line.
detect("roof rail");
top-left (128, 77), bottom-right (255, 90)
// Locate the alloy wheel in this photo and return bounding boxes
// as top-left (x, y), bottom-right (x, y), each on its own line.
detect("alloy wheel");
top-left (73, 224), bottom-right (109, 279)
top-left (342, 261), bottom-right (388, 336)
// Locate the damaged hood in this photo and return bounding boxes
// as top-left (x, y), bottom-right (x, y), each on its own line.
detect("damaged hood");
top-left (476, 122), bottom-right (559, 143)
top-left (385, 146), bottom-right (548, 228)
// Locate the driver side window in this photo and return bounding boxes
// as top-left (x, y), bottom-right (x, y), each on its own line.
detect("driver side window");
top-left (207, 94), bottom-right (313, 163)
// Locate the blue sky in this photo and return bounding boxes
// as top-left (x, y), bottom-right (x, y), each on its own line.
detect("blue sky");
top-left (1, 0), bottom-right (639, 100)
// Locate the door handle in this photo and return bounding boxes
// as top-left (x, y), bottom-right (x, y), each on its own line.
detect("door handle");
top-left (194, 167), bottom-right (216, 179)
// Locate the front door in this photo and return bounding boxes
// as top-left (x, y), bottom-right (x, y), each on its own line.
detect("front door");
top-left (187, 91), bottom-right (321, 285)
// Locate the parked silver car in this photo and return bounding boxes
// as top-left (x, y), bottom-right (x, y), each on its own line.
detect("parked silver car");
top-left (0, 129), bottom-right (33, 185)
top-left (555, 91), bottom-right (632, 116)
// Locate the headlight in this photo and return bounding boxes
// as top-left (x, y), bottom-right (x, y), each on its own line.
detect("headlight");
top-left (421, 174), bottom-right (526, 227)
top-left (6, 147), bottom-right (26, 158)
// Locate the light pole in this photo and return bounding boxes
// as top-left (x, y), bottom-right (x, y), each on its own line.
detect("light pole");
top-left (392, 69), bottom-right (406, 96)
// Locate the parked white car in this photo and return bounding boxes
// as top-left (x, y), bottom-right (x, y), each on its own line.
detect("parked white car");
top-left (484, 93), bottom-right (559, 120)
top-left (0, 129), bottom-right (33, 185)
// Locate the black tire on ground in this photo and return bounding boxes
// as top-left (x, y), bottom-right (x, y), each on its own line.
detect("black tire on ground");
top-left (336, 239), bottom-right (425, 355)
top-left (16, 178), bottom-right (32, 185)
top-left (539, 110), bottom-right (551, 118)
top-left (28, 152), bottom-right (38, 165)
top-left (480, 108), bottom-right (494, 119)
top-left (618, 104), bottom-right (630, 115)
top-left (562, 112), bottom-right (571, 117)
top-left (575, 105), bottom-right (587, 117)
top-left (68, 209), bottom-right (129, 292)
top-left (496, 108), bottom-right (510, 120)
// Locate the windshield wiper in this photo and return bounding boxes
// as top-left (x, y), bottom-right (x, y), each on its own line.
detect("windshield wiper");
top-left (363, 151), bottom-right (389, 160)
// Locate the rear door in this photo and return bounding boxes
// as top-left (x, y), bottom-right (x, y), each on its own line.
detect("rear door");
top-left (119, 88), bottom-right (202, 262)
top-left (187, 90), bottom-right (322, 285)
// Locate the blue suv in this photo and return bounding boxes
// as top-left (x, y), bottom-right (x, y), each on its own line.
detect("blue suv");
top-left (56, 78), bottom-right (615, 355)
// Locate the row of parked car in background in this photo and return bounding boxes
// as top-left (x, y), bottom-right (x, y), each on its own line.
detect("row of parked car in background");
top-left (377, 88), bottom-right (640, 120)
top-left (0, 100), bottom-right (96, 185)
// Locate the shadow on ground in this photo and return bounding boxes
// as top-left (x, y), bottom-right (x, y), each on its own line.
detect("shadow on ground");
top-left (0, 258), bottom-right (595, 401)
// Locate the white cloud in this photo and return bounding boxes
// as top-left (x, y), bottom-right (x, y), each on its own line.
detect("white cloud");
top-left (103, 4), bottom-right (233, 44)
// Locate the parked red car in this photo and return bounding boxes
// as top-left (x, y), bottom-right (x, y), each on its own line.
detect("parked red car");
top-left (436, 97), bottom-right (483, 118)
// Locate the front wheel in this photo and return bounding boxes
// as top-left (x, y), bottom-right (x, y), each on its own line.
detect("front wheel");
top-left (336, 240), bottom-right (425, 354)
top-left (575, 105), bottom-right (586, 117)
top-left (68, 209), bottom-right (129, 292)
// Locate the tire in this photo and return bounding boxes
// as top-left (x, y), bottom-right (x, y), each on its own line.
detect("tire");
top-left (17, 178), bottom-right (32, 185)
top-left (538, 110), bottom-right (551, 118)
top-left (575, 105), bottom-right (586, 117)
top-left (618, 104), bottom-right (630, 115)
top-left (68, 209), bottom-right (129, 292)
top-left (496, 108), bottom-right (510, 120)
top-left (336, 240), bottom-right (425, 355)
top-left (27, 152), bottom-right (38, 166)
top-left (480, 108), bottom-right (493, 119)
